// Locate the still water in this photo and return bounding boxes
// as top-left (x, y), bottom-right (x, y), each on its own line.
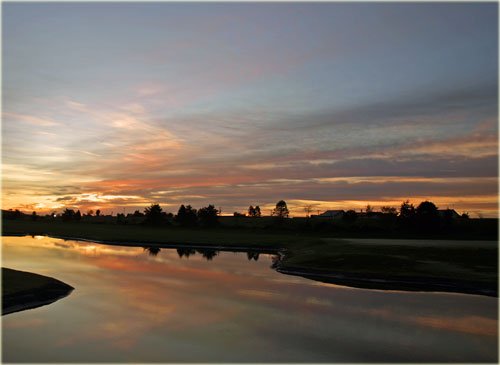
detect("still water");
top-left (2, 236), bottom-right (498, 363)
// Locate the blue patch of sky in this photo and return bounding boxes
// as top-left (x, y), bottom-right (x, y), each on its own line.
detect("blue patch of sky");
top-left (3, 2), bottom-right (497, 137)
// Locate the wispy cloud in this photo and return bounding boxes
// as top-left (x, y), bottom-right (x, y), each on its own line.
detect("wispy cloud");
top-left (2, 2), bottom-right (498, 217)
top-left (3, 112), bottom-right (60, 127)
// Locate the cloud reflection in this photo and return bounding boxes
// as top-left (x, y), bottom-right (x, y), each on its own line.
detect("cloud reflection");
top-left (2, 236), bottom-right (497, 362)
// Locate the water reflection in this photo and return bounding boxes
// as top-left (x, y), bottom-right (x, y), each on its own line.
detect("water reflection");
top-left (9, 237), bottom-right (496, 296)
top-left (143, 247), bottom-right (161, 256)
top-left (2, 236), bottom-right (498, 363)
top-left (175, 247), bottom-right (220, 260)
top-left (271, 254), bottom-right (282, 269)
top-left (246, 251), bottom-right (260, 261)
top-left (197, 248), bottom-right (218, 261)
top-left (176, 247), bottom-right (196, 258)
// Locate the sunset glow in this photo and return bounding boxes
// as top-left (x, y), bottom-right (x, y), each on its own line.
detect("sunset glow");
top-left (3, 3), bottom-right (498, 217)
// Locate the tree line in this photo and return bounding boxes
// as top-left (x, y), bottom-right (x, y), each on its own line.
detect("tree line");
top-left (3, 198), bottom-right (469, 226)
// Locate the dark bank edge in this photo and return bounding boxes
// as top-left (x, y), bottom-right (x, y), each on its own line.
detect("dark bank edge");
top-left (2, 268), bottom-right (75, 316)
top-left (276, 266), bottom-right (498, 298)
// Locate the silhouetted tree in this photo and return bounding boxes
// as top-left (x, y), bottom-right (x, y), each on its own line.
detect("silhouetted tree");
top-left (303, 205), bottom-right (314, 218)
top-left (234, 212), bottom-right (246, 217)
top-left (86, 210), bottom-right (94, 216)
top-left (247, 205), bottom-right (262, 217)
top-left (5, 209), bottom-right (23, 220)
top-left (96, 209), bottom-right (101, 217)
top-left (381, 206), bottom-right (397, 215)
top-left (342, 210), bottom-right (357, 223)
top-left (133, 210), bottom-right (144, 217)
top-left (399, 200), bottom-right (415, 218)
top-left (144, 203), bottom-right (166, 226)
top-left (416, 201), bottom-right (438, 218)
top-left (197, 205), bottom-right (219, 227)
top-left (176, 205), bottom-right (186, 223)
top-left (366, 204), bottom-right (373, 214)
top-left (116, 213), bottom-right (126, 224)
top-left (272, 200), bottom-right (289, 219)
top-left (31, 211), bottom-right (37, 221)
top-left (416, 201), bottom-right (440, 232)
top-left (461, 212), bottom-right (470, 219)
top-left (175, 205), bottom-right (198, 227)
top-left (75, 210), bottom-right (82, 221)
top-left (61, 208), bottom-right (76, 222)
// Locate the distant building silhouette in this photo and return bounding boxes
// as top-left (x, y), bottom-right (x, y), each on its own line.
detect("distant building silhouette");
top-left (311, 210), bottom-right (345, 219)
top-left (437, 209), bottom-right (460, 219)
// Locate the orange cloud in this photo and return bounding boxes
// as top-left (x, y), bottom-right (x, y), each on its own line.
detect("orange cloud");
top-left (3, 112), bottom-right (60, 127)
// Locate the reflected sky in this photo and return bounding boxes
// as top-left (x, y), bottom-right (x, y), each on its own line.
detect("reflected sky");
top-left (2, 236), bottom-right (498, 363)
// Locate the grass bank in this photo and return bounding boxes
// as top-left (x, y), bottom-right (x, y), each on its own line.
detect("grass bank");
top-left (2, 219), bottom-right (302, 248)
top-left (2, 268), bottom-right (74, 315)
top-left (280, 238), bottom-right (497, 296)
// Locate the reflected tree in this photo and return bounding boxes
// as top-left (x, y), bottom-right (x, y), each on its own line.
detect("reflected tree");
top-left (270, 254), bottom-right (282, 269)
top-left (246, 251), bottom-right (260, 261)
top-left (143, 247), bottom-right (161, 256)
top-left (197, 249), bottom-right (218, 261)
top-left (177, 247), bottom-right (196, 258)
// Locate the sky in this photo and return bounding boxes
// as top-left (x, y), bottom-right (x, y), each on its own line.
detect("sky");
top-left (2, 2), bottom-right (498, 217)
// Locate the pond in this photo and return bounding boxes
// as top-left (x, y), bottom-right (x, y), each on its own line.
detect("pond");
top-left (2, 236), bottom-right (497, 363)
